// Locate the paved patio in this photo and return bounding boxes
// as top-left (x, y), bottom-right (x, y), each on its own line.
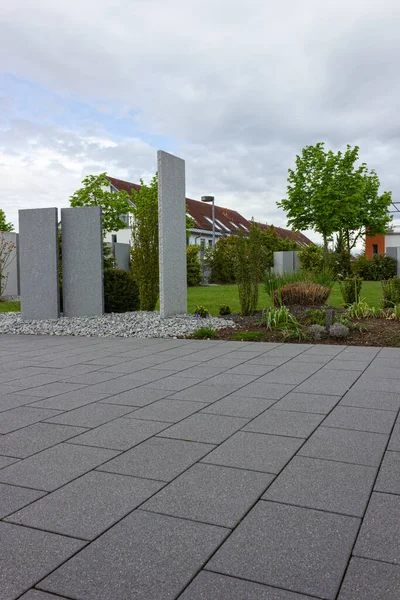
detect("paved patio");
top-left (0, 335), bottom-right (399, 600)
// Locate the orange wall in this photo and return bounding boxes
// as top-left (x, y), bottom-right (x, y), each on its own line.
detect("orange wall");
top-left (365, 235), bottom-right (385, 259)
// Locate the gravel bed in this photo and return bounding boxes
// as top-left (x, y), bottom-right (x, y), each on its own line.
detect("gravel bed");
top-left (0, 311), bottom-right (235, 338)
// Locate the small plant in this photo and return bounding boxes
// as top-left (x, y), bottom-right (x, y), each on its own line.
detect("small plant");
top-left (231, 331), bottom-right (265, 341)
top-left (339, 275), bottom-right (363, 305)
top-left (329, 323), bottom-right (350, 338)
top-left (307, 324), bottom-right (328, 341)
top-left (386, 304), bottom-right (400, 320)
top-left (303, 308), bottom-right (326, 326)
top-left (192, 326), bottom-right (218, 339)
top-left (194, 305), bottom-right (209, 318)
top-left (381, 277), bottom-right (400, 308)
top-left (274, 282), bottom-right (330, 306)
top-left (345, 299), bottom-right (383, 319)
top-left (260, 305), bottom-right (293, 329)
top-left (219, 304), bottom-right (232, 316)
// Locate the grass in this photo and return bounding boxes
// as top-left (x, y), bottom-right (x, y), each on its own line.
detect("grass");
top-left (0, 301), bottom-right (20, 312)
top-left (187, 281), bottom-right (383, 315)
top-left (0, 281), bottom-right (384, 316)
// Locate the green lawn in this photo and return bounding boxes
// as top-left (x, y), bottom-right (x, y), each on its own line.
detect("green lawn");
top-left (0, 301), bottom-right (20, 312)
top-left (0, 281), bottom-right (383, 316)
top-left (188, 281), bottom-right (383, 315)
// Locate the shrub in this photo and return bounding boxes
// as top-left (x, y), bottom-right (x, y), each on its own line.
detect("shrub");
top-left (345, 300), bottom-right (383, 319)
top-left (233, 222), bottom-right (267, 314)
top-left (103, 269), bottom-right (140, 313)
top-left (339, 276), bottom-right (363, 305)
top-left (192, 326), bottom-right (218, 339)
top-left (297, 244), bottom-right (324, 273)
top-left (265, 269), bottom-right (334, 306)
top-left (205, 236), bottom-right (237, 284)
top-left (329, 323), bottom-right (350, 338)
top-left (303, 308), bottom-right (326, 326)
top-left (311, 267), bottom-right (336, 291)
top-left (352, 253), bottom-right (397, 281)
top-left (381, 277), bottom-right (400, 308)
top-left (194, 305), bottom-right (209, 318)
top-left (260, 305), bottom-right (296, 329)
top-left (274, 282), bottom-right (331, 307)
top-left (186, 246), bottom-right (202, 286)
top-left (219, 304), bottom-right (231, 316)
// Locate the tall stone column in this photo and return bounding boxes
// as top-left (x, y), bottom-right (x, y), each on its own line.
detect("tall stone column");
top-left (158, 150), bottom-right (187, 317)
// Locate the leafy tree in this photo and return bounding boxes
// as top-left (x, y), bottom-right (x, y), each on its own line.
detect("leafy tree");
top-left (278, 143), bottom-right (392, 261)
top-left (0, 209), bottom-right (13, 232)
top-left (69, 173), bottom-right (133, 234)
top-left (130, 175), bottom-right (159, 311)
top-left (186, 246), bottom-right (202, 286)
top-left (233, 221), bottom-right (267, 314)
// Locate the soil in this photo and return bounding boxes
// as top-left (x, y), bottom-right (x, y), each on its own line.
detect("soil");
top-left (214, 308), bottom-right (400, 347)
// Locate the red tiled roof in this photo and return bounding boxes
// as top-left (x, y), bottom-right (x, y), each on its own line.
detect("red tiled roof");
top-left (106, 176), bottom-right (313, 245)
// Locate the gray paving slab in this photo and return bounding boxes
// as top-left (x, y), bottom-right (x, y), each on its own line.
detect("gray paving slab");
top-left (179, 571), bottom-right (315, 599)
top-left (202, 431), bottom-right (303, 473)
top-left (389, 423), bottom-right (400, 451)
top-left (0, 443), bottom-right (118, 491)
top-left (302, 345), bottom-right (346, 356)
top-left (159, 413), bottom-right (248, 444)
top-left (0, 422), bottom-right (88, 458)
top-left (202, 373), bottom-right (258, 388)
top-left (168, 384), bottom-right (239, 403)
top-left (0, 367), bottom-right (52, 383)
top-left (142, 463), bottom-right (273, 528)
top-left (7, 470), bottom-right (163, 540)
top-left (18, 591), bottom-right (64, 600)
top-left (81, 377), bottom-right (148, 395)
top-left (145, 376), bottom-right (205, 391)
top-left (0, 456), bottom-right (20, 469)
top-left (374, 451), bottom-right (400, 495)
top-left (337, 347), bottom-right (379, 358)
top-left (60, 371), bottom-right (125, 385)
top-left (16, 381), bottom-right (88, 398)
top-left (44, 402), bottom-right (134, 427)
top-left (39, 510), bottom-right (228, 600)
top-left (340, 389), bottom-right (400, 411)
top-left (263, 456), bottom-right (377, 516)
top-left (207, 501), bottom-right (360, 600)
top-left (67, 417), bottom-right (169, 450)
top-left (321, 359), bottom-right (370, 371)
top-left (0, 407), bottom-right (63, 434)
top-left (0, 393), bottom-right (42, 412)
top-left (364, 365), bottom-right (400, 379)
top-left (224, 364), bottom-right (277, 376)
top-left (323, 405), bottom-right (397, 434)
top-left (125, 398), bottom-right (208, 422)
top-left (354, 492), bottom-right (400, 564)
top-left (352, 376), bottom-right (400, 393)
top-left (29, 388), bottom-right (113, 410)
top-left (299, 426), bottom-right (388, 466)
top-left (100, 387), bottom-right (171, 407)
top-left (0, 483), bottom-right (46, 519)
top-left (243, 409), bottom-right (324, 438)
top-left (255, 368), bottom-right (318, 385)
top-left (234, 382), bottom-right (295, 399)
top-left (338, 557), bottom-right (400, 600)
top-left (247, 355), bottom-right (292, 366)
top-left (295, 369), bottom-right (361, 395)
top-left (201, 395), bottom-right (277, 418)
top-left (98, 437), bottom-right (214, 481)
top-left (177, 365), bottom-right (228, 379)
top-left (272, 391), bottom-right (340, 414)
top-left (0, 521), bottom-right (84, 600)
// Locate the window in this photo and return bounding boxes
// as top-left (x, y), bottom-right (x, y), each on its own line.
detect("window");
top-left (119, 213), bottom-right (130, 227)
top-left (111, 234), bottom-right (117, 243)
top-left (204, 216), bottom-right (222, 230)
top-left (214, 219), bottom-right (231, 232)
top-left (208, 239), bottom-right (213, 246)
top-left (230, 221), bottom-right (240, 229)
top-left (372, 244), bottom-right (378, 255)
top-left (239, 223), bottom-right (249, 232)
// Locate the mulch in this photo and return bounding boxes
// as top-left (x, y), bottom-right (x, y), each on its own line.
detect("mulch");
top-left (215, 309), bottom-right (400, 347)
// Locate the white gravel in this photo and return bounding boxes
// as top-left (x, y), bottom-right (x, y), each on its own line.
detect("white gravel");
top-left (0, 311), bottom-right (235, 338)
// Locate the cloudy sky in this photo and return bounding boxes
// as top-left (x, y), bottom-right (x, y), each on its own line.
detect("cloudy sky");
top-left (1, 0), bottom-right (399, 237)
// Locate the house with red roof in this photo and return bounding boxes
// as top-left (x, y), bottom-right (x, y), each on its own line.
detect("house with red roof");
top-left (105, 176), bottom-right (313, 249)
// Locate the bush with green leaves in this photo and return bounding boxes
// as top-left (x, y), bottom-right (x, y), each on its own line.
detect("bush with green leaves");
top-left (186, 245), bottom-right (202, 286)
top-left (260, 305), bottom-right (297, 329)
top-left (194, 305), bottom-right (209, 318)
top-left (205, 236), bottom-right (237, 284)
top-left (219, 304), bottom-right (232, 316)
top-left (339, 275), bottom-right (363, 305)
top-left (297, 244), bottom-right (325, 273)
top-left (103, 269), bottom-right (140, 313)
top-left (264, 269), bottom-right (335, 306)
top-left (345, 299), bottom-right (383, 319)
top-left (352, 253), bottom-right (397, 281)
top-left (192, 326), bottom-right (218, 339)
top-left (381, 276), bottom-right (400, 308)
top-left (233, 222), bottom-right (267, 314)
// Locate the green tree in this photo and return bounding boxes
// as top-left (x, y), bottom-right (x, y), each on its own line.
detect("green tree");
top-left (69, 173), bottom-right (133, 234)
top-left (186, 245), bottom-right (202, 286)
top-left (130, 175), bottom-right (159, 311)
top-left (233, 221), bottom-right (267, 314)
top-left (278, 143), bottom-right (392, 261)
top-left (0, 209), bottom-right (13, 232)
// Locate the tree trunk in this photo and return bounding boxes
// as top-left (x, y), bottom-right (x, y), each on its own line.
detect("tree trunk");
top-left (323, 234), bottom-right (329, 265)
